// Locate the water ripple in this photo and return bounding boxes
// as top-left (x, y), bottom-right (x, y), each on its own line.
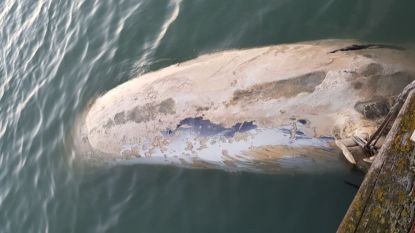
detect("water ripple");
top-left (134, 0), bottom-right (182, 74)
top-left (0, 0), bottom-right (413, 232)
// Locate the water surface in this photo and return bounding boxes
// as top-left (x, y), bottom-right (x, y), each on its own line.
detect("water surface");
top-left (1, 0), bottom-right (415, 232)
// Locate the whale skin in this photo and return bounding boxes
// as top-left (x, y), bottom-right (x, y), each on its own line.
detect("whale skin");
top-left (73, 39), bottom-right (415, 173)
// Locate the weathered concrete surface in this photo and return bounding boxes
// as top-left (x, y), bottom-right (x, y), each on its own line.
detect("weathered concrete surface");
top-left (73, 39), bottom-right (415, 172)
top-left (338, 90), bottom-right (415, 233)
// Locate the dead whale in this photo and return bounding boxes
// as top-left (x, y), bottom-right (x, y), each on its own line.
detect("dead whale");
top-left (73, 39), bottom-right (415, 172)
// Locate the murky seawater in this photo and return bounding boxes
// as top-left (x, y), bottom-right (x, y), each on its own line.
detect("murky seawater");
top-left (1, 0), bottom-right (414, 232)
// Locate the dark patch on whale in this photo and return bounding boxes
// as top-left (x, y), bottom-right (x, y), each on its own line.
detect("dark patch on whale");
top-left (103, 98), bottom-right (176, 129)
top-left (362, 63), bottom-right (384, 77)
top-left (103, 119), bottom-right (114, 129)
top-left (114, 112), bottom-right (126, 124)
top-left (351, 81), bottom-right (363, 90)
top-left (354, 97), bottom-right (390, 119)
top-left (368, 72), bottom-right (415, 96)
top-left (230, 71), bottom-right (326, 105)
top-left (163, 117), bottom-right (257, 137)
top-left (127, 98), bottom-right (176, 124)
top-left (329, 44), bottom-right (404, 54)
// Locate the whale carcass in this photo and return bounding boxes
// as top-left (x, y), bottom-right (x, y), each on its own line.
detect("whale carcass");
top-left (73, 39), bottom-right (415, 172)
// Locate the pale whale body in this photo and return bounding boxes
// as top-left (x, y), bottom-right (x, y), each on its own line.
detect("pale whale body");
top-left (74, 39), bottom-right (415, 172)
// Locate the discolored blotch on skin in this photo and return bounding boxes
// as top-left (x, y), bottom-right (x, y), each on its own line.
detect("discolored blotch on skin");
top-left (297, 119), bottom-right (309, 125)
top-left (104, 98), bottom-right (176, 128)
top-left (196, 106), bottom-right (210, 112)
top-left (354, 97), bottom-right (390, 119)
top-left (352, 81), bottom-right (364, 90)
top-left (158, 98), bottom-right (176, 114)
top-left (230, 71), bottom-right (326, 105)
top-left (163, 117), bottom-right (257, 137)
top-left (126, 98), bottom-right (176, 123)
top-left (103, 119), bottom-right (114, 129)
top-left (368, 71), bottom-right (415, 97)
top-left (128, 98), bottom-right (175, 124)
top-left (114, 112), bottom-right (126, 125)
top-left (362, 63), bottom-right (384, 77)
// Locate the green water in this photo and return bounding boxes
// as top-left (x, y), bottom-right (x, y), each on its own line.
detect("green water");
top-left (1, 0), bottom-right (414, 232)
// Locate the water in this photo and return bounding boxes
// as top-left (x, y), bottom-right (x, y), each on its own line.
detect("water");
top-left (1, 0), bottom-right (414, 232)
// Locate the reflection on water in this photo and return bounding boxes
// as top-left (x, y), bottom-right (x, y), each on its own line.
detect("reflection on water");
top-left (1, 0), bottom-right (414, 232)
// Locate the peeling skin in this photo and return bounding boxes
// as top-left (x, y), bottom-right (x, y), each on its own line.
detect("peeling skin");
top-left (73, 39), bottom-right (415, 172)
